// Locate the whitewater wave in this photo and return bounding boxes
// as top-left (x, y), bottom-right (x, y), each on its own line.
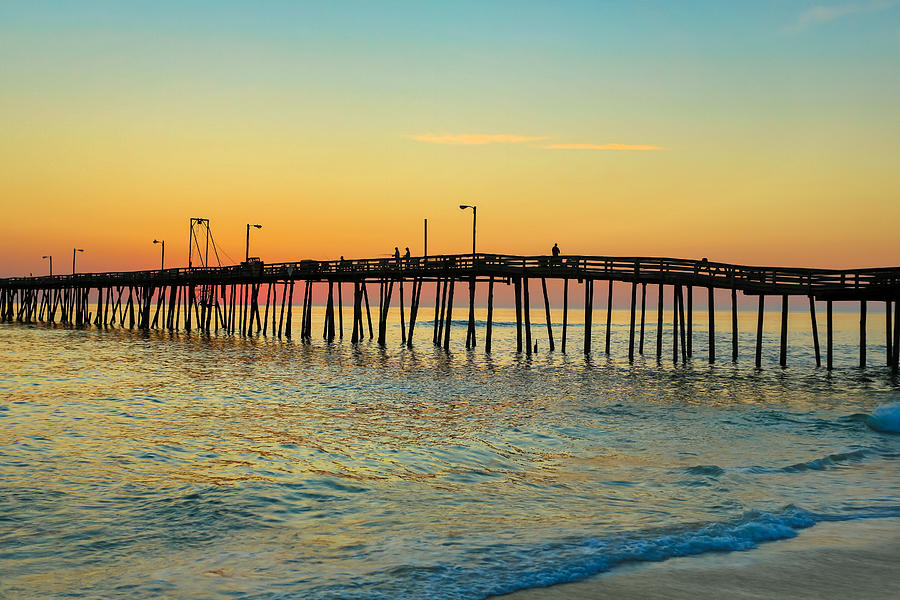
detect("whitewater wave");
top-left (466, 506), bottom-right (900, 600)
top-left (346, 506), bottom-right (835, 599)
top-left (867, 402), bottom-right (900, 434)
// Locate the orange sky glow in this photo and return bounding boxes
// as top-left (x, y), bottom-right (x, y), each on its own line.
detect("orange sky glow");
top-left (1, 3), bottom-right (898, 277)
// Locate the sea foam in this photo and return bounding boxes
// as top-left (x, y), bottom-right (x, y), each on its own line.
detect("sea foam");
top-left (425, 507), bottom-right (821, 600)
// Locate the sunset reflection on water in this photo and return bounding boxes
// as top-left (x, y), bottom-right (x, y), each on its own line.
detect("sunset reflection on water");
top-left (2, 308), bottom-right (898, 598)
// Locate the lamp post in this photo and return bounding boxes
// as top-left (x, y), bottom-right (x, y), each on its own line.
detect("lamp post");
top-left (245, 223), bottom-right (262, 262)
top-left (72, 248), bottom-right (84, 274)
top-left (153, 239), bottom-right (165, 270)
top-left (459, 205), bottom-right (476, 257)
top-left (42, 255), bottom-right (53, 276)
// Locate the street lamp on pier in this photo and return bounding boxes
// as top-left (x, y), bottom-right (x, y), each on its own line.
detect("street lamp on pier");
top-left (72, 248), bottom-right (84, 274)
top-left (41, 255), bottom-right (53, 276)
top-left (245, 224), bottom-right (262, 262)
top-left (459, 205), bottom-right (476, 258)
top-left (153, 239), bottom-right (165, 270)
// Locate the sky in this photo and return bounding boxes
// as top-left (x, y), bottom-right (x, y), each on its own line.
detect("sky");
top-left (1, 1), bottom-right (898, 276)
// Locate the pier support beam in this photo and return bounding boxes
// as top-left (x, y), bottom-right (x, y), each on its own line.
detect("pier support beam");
top-left (687, 286), bottom-right (693, 357)
top-left (399, 279), bottom-right (406, 345)
top-left (127, 286), bottom-right (135, 329)
top-left (672, 285), bottom-right (679, 364)
top-left (810, 298), bottom-right (821, 367)
top-left (541, 277), bottom-right (554, 351)
top-left (306, 281), bottom-right (315, 340)
top-left (515, 277), bottom-right (523, 353)
top-left (677, 285), bottom-right (687, 363)
top-left (892, 300), bottom-right (899, 374)
top-left (605, 280), bottom-right (613, 354)
top-left (859, 300), bottom-right (866, 369)
top-left (362, 283), bottom-right (373, 340)
top-left (639, 282), bottom-right (646, 355)
top-left (438, 278), bottom-right (449, 345)
top-left (485, 276), bottom-right (494, 353)
top-left (780, 294), bottom-right (788, 367)
top-left (254, 284), bottom-right (262, 333)
top-left (466, 277), bottom-right (476, 349)
top-left (443, 278), bottom-right (454, 351)
top-left (262, 283), bottom-right (271, 336)
top-left (523, 277), bottom-right (532, 355)
top-left (561, 279), bottom-right (568, 354)
top-left (708, 286), bottom-right (715, 363)
top-left (300, 281), bottom-right (309, 340)
top-left (731, 288), bottom-right (738, 362)
top-left (755, 295), bottom-right (765, 368)
top-left (584, 279), bottom-right (593, 355)
top-left (407, 279), bottom-right (421, 348)
top-left (286, 280), bottom-right (295, 338)
top-left (324, 281), bottom-right (335, 341)
top-left (827, 300), bottom-right (833, 371)
top-left (351, 282), bottom-right (361, 344)
top-left (377, 279), bottom-right (393, 347)
top-left (886, 300), bottom-right (893, 366)
top-left (338, 282), bottom-right (344, 339)
top-left (433, 279), bottom-right (444, 345)
top-left (278, 282), bottom-right (287, 338)
top-left (656, 284), bottom-right (663, 360)
top-left (628, 281), bottom-right (637, 362)
top-left (96, 287), bottom-right (105, 327)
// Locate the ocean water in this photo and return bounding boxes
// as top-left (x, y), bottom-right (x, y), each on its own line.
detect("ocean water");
top-left (1, 305), bottom-right (899, 599)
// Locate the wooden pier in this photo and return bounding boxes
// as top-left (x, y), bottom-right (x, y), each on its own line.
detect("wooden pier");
top-left (1, 253), bottom-right (898, 372)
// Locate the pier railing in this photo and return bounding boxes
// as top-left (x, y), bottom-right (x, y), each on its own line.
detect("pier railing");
top-left (4, 253), bottom-right (898, 300)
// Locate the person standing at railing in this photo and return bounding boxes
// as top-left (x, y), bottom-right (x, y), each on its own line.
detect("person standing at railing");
top-left (551, 243), bottom-right (561, 265)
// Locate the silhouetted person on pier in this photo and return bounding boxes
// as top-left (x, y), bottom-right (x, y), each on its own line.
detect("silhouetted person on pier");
top-left (404, 247), bottom-right (410, 259)
top-left (551, 242), bottom-right (561, 265)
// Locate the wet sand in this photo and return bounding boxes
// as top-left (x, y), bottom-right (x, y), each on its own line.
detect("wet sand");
top-left (496, 517), bottom-right (900, 600)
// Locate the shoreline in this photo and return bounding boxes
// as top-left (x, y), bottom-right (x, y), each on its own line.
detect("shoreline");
top-left (494, 517), bottom-right (900, 600)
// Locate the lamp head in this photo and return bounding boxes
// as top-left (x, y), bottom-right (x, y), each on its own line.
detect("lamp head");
top-left (42, 255), bottom-right (49, 259)
top-left (153, 239), bottom-right (161, 244)
top-left (75, 248), bottom-right (84, 253)
top-left (460, 204), bottom-right (473, 210)
top-left (252, 224), bottom-right (262, 229)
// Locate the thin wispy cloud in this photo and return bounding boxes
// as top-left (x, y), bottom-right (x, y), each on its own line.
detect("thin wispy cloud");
top-left (792, 0), bottom-right (896, 30)
top-left (411, 134), bottom-right (663, 150)
top-left (543, 143), bottom-right (664, 151)
top-left (411, 133), bottom-right (545, 145)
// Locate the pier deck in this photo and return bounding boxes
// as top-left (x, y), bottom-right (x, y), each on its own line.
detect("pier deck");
top-left (2, 253), bottom-right (898, 372)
